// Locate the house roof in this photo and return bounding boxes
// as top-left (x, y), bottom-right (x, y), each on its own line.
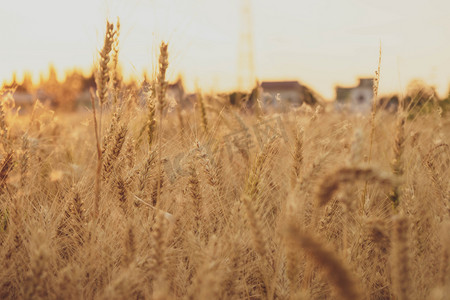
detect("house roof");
top-left (335, 77), bottom-right (374, 101)
top-left (261, 81), bottom-right (303, 90)
top-left (335, 78), bottom-right (374, 91)
top-left (358, 78), bottom-right (374, 88)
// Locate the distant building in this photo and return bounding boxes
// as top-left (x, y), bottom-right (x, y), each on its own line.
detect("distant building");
top-left (167, 78), bottom-right (185, 103)
top-left (335, 78), bottom-right (374, 113)
top-left (259, 80), bottom-right (320, 110)
top-left (378, 95), bottom-right (399, 113)
top-left (13, 91), bottom-right (34, 105)
top-left (167, 78), bottom-right (188, 109)
top-left (137, 77), bottom-right (189, 110)
top-left (10, 91), bottom-right (34, 114)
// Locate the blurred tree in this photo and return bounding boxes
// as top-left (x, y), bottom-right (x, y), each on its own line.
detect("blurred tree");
top-left (42, 64), bottom-right (60, 107)
top-left (39, 65), bottom-right (90, 111)
top-left (404, 79), bottom-right (439, 115)
top-left (60, 69), bottom-right (85, 111)
top-left (10, 72), bottom-right (18, 88)
top-left (438, 85), bottom-right (450, 115)
top-left (17, 72), bottom-right (33, 93)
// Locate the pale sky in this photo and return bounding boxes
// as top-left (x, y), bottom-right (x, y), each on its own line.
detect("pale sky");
top-left (1, 0), bottom-right (449, 99)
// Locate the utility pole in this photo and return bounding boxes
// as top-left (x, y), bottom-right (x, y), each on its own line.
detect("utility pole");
top-left (237, 0), bottom-right (255, 91)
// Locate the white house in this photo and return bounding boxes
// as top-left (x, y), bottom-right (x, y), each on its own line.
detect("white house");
top-left (259, 81), bottom-right (320, 111)
top-left (335, 78), bottom-right (374, 113)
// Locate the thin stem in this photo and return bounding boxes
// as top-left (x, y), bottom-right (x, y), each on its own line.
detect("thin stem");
top-left (90, 89), bottom-right (102, 218)
top-left (156, 111), bottom-right (163, 209)
top-left (362, 43), bottom-right (382, 211)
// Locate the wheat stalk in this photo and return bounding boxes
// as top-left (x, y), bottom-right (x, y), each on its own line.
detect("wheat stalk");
top-left (90, 89), bottom-right (102, 218)
top-left (362, 44), bottom-right (382, 205)
top-left (391, 215), bottom-right (411, 300)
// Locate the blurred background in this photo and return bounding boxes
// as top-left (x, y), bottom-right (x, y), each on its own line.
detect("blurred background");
top-left (1, 0), bottom-right (449, 107)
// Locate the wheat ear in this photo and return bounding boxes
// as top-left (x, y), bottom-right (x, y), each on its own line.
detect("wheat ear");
top-left (197, 92), bottom-right (209, 135)
top-left (96, 21), bottom-right (115, 106)
top-left (316, 166), bottom-right (396, 207)
top-left (389, 113), bottom-right (406, 209)
top-left (285, 223), bottom-right (361, 300)
top-left (291, 125), bottom-right (304, 188)
top-left (156, 42), bottom-right (168, 209)
top-left (187, 160), bottom-right (202, 236)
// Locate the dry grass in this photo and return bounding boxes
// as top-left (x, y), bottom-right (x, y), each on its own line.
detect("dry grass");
top-left (0, 22), bottom-right (449, 300)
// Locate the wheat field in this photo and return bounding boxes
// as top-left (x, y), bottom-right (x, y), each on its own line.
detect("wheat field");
top-left (0, 23), bottom-right (449, 300)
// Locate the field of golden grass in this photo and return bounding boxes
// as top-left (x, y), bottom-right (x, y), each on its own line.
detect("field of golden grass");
top-left (0, 22), bottom-right (449, 300)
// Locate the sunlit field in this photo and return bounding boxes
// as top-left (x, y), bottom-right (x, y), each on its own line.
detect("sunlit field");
top-left (1, 18), bottom-right (450, 300)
